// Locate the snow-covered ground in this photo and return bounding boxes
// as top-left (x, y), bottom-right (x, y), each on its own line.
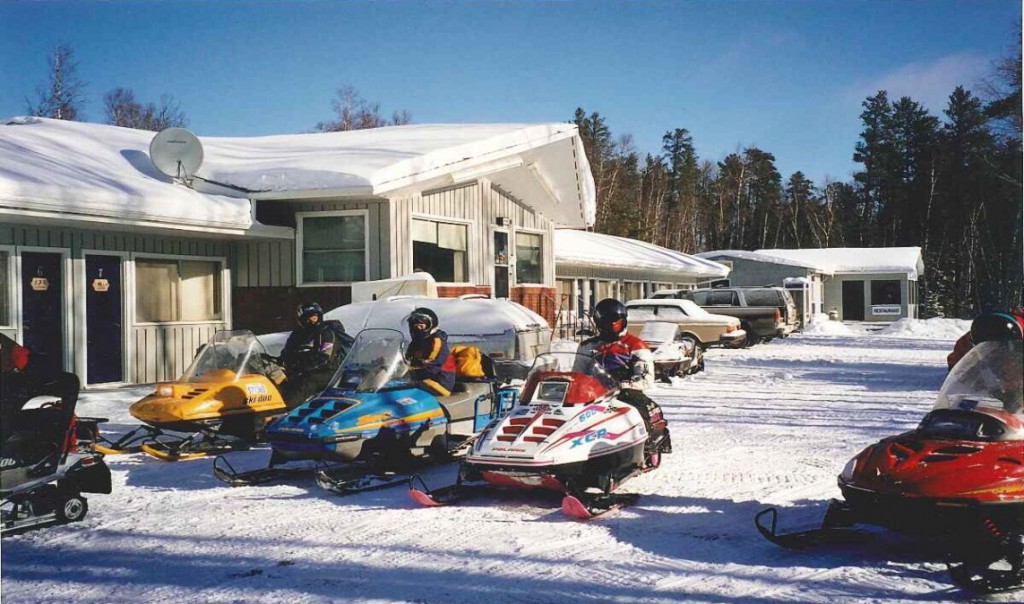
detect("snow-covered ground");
top-left (2, 321), bottom-right (1013, 603)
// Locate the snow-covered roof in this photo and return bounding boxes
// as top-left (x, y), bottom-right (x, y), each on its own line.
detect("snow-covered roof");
top-left (555, 229), bottom-right (730, 279)
top-left (697, 247), bottom-right (924, 279)
top-left (0, 117), bottom-right (254, 234)
top-left (207, 123), bottom-right (595, 227)
top-left (0, 116), bottom-right (596, 231)
top-left (696, 249), bottom-right (824, 271)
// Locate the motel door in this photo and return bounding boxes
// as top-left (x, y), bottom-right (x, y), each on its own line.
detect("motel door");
top-left (841, 281), bottom-right (865, 321)
top-left (85, 255), bottom-right (124, 384)
top-left (21, 251), bottom-right (64, 373)
top-left (493, 230), bottom-right (510, 298)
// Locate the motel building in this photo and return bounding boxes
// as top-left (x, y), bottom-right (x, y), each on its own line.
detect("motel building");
top-left (0, 117), bottom-right (595, 386)
top-left (696, 247), bottom-right (925, 325)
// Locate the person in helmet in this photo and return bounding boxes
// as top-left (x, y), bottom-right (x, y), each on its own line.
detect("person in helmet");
top-left (278, 302), bottom-right (354, 407)
top-left (577, 298), bottom-right (671, 457)
top-left (404, 307), bottom-right (456, 397)
top-left (947, 308), bottom-right (1024, 370)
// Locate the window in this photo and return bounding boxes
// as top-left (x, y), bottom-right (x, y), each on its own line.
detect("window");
top-left (871, 280), bottom-right (901, 305)
top-left (692, 291), bottom-right (708, 305)
top-left (595, 279), bottom-right (616, 301)
top-left (0, 250), bottom-right (9, 327)
top-left (299, 212), bottom-right (366, 284)
top-left (136, 258), bottom-right (222, 322)
top-left (707, 290), bottom-right (738, 306)
top-left (623, 281), bottom-right (644, 302)
top-left (413, 218), bottom-right (468, 283)
top-left (744, 290), bottom-right (782, 307)
top-left (515, 231), bottom-right (543, 284)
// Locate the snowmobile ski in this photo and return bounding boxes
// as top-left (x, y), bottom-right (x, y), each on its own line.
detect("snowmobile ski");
top-left (947, 555), bottom-right (1024, 594)
top-left (211, 454), bottom-right (318, 487)
top-left (93, 425), bottom-right (158, 455)
top-left (315, 465), bottom-right (411, 496)
top-left (139, 431), bottom-right (249, 462)
top-left (561, 492), bottom-right (640, 520)
top-left (407, 474), bottom-right (488, 507)
top-left (754, 505), bottom-right (873, 550)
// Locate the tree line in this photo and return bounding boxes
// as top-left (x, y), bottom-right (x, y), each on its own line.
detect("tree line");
top-left (572, 41), bottom-right (1021, 318)
top-left (24, 39), bottom-right (1021, 318)
top-left (26, 43), bottom-right (408, 133)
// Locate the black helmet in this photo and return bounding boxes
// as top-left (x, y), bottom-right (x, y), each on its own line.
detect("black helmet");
top-left (593, 298), bottom-right (627, 341)
top-left (296, 301), bottom-right (324, 329)
top-left (407, 307), bottom-right (438, 341)
top-left (971, 312), bottom-right (1024, 344)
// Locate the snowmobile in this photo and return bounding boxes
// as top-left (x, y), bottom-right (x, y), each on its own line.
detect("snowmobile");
top-left (408, 350), bottom-right (671, 518)
top-left (755, 338), bottom-right (1024, 594)
top-left (98, 330), bottom-right (292, 461)
top-left (637, 321), bottom-right (704, 382)
top-left (213, 328), bottom-right (519, 493)
top-left (1, 367), bottom-right (111, 535)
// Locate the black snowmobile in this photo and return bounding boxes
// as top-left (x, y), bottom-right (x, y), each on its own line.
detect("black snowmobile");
top-left (1, 336), bottom-right (112, 535)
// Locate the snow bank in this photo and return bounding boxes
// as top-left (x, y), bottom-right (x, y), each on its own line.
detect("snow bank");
top-left (878, 317), bottom-right (970, 340)
top-left (803, 314), bottom-right (857, 335)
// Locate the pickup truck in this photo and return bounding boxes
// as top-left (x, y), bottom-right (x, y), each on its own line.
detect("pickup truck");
top-left (649, 286), bottom-right (798, 345)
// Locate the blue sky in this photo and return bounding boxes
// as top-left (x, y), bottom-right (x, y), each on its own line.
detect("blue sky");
top-left (1, 0), bottom-right (1019, 184)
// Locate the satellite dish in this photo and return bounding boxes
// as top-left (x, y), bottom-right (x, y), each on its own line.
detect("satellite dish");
top-left (150, 127), bottom-right (204, 181)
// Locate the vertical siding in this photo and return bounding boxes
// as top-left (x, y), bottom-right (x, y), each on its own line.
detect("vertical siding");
top-left (131, 323), bottom-right (223, 383)
top-left (389, 182), bottom-right (557, 288)
top-left (0, 223), bottom-right (232, 385)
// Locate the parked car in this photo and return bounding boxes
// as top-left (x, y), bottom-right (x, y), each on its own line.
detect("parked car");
top-left (683, 286), bottom-right (799, 344)
top-left (625, 299), bottom-right (747, 348)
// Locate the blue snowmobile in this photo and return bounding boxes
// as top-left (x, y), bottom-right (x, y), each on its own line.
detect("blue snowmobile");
top-left (213, 328), bottom-right (518, 493)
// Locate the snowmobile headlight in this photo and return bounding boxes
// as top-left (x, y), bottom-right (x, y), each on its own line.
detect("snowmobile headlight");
top-left (157, 385), bottom-right (173, 397)
top-left (840, 457), bottom-right (857, 481)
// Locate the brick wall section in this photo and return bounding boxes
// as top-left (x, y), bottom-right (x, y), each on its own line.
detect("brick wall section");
top-left (233, 286), bottom-right (351, 335)
top-left (436, 285), bottom-right (493, 299)
top-left (512, 286), bottom-right (557, 327)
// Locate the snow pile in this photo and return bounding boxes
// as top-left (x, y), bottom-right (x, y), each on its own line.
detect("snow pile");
top-left (803, 314), bottom-right (857, 335)
top-left (879, 317), bottom-right (969, 340)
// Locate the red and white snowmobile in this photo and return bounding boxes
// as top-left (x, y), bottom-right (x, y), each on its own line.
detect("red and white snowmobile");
top-left (755, 337), bottom-right (1024, 594)
top-left (408, 351), bottom-right (670, 518)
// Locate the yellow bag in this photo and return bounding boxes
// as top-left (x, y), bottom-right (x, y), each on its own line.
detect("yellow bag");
top-left (451, 345), bottom-right (486, 379)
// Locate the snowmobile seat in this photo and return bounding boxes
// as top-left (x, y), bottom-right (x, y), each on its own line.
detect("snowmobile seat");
top-left (438, 381), bottom-right (493, 424)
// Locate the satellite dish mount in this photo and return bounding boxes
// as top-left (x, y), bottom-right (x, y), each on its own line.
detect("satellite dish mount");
top-left (150, 127), bottom-right (204, 186)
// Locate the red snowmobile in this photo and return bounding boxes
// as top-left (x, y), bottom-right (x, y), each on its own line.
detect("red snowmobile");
top-left (756, 335), bottom-right (1024, 594)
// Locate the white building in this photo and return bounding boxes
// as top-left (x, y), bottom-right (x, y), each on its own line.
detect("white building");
top-left (696, 247), bottom-right (925, 323)
top-left (1, 117), bottom-right (595, 385)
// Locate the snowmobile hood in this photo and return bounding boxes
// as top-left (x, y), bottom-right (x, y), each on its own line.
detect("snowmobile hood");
top-left (265, 386), bottom-right (447, 459)
top-left (467, 399), bottom-right (647, 467)
top-left (129, 376), bottom-right (285, 426)
top-left (841, 432), bottom-right (1024, 503)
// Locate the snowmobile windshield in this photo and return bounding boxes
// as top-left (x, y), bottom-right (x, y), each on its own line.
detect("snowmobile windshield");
top-left (328, 328), bottom-right (413, 393)
top-left (180, 330), bottom-right (272, 383)
top-left (936, 340), bottom-right (1023, 416)
top-left (520, 352), bottom-right (619, 406)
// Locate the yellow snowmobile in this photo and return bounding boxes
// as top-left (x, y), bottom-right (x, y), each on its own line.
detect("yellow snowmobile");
top-left (97, 330), bottom-right (290, 461)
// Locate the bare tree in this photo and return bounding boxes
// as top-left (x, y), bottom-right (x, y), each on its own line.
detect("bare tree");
top-left (315, 86), bottom-right (411, 132)
top-left (104, 87), bottom-right (189, 131)
top-left (27, 43), bottom-right (86, 120)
